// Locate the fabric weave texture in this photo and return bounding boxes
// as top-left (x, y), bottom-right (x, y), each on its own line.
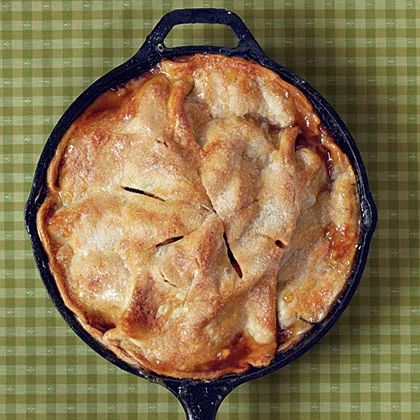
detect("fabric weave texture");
top-left (1, 0), bottom-right (418, 418)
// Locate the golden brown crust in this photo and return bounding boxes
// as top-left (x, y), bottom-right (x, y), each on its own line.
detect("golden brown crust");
top-left (37, 54), bottom-right (360, 379)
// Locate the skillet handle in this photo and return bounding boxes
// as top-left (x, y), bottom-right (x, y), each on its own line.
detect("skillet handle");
top-left (164, 379), bottom-right (240, 420)
top-left (135, 8), bottom-right (264, 58)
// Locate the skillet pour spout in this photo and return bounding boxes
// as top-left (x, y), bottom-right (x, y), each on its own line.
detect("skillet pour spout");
top-left (25, 8), bottom-right (377, 420)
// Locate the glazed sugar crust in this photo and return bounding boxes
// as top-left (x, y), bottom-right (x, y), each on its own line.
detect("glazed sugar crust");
top-left (38, 54), bottom-right (360, 379)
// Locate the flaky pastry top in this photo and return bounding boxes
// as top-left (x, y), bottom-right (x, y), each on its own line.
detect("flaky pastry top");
top-left (38, 54), bottom-right (359, 379)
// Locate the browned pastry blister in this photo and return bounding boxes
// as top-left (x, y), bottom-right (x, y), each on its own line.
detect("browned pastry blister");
top-left (38, 54), bottom-right (359, 379)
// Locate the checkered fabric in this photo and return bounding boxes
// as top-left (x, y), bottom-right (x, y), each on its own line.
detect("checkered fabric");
top-left (1, 0), bottom-right (419, 418)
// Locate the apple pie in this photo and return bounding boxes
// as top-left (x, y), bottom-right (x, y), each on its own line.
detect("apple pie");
top-left (38, 54), bottom-right (360, 379)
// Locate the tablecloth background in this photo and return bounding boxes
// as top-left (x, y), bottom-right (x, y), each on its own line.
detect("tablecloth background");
top-left (1, 0), bottom-right (419, 418)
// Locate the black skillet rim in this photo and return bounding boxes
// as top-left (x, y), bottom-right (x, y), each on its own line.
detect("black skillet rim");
top-left (24, 7), bottom-right (377, 416)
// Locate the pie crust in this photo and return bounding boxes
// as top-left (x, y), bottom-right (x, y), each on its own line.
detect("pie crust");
top-left (37, 54), bottom-right (359, 379)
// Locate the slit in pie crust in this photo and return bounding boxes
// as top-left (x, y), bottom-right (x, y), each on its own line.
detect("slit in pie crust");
top-left (37, 54), bottom-right (359, 379)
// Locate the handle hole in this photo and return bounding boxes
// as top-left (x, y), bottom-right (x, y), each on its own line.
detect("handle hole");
top-left (163, 23), bottom-right (238, 48)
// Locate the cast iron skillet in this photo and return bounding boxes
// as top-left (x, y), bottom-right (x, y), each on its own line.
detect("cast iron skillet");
top-left (25, 8), bottom-right (377, 420)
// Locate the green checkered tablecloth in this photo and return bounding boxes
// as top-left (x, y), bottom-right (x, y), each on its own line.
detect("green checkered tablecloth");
top-left (1, 0), bottom-right (419, 418)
